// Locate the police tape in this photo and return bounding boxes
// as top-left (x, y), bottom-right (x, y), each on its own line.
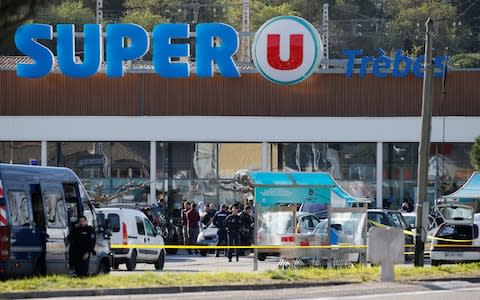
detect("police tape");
top-left (111, 244), bottom-right (368, 249)
top-left (367, 220), bottom-right (477, 243)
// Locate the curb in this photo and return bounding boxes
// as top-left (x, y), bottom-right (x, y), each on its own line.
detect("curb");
top-left (0, 281), bottom-right (354, 299)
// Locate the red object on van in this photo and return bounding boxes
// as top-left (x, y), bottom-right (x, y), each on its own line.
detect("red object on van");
top-left (122, 222), bottom-right (128, 245)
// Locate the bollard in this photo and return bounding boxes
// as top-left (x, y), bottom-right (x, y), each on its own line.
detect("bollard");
top-left (367, 226), bottom-right (404, 282)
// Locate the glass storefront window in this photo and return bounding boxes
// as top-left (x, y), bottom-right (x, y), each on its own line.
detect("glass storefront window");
top-left (48, 142), bottom-right (149, 199)
top-left (218, 143), bottom-right (262, 178)
top-left (383, 142), bottom-right (474, 210)
top-left (273, 143), bottom-right (376, 200)
top-left (0, 141), bottom-right (41, 165)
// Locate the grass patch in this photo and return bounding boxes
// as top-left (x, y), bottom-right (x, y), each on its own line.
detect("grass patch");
top-left (1, 263), bottom-right (479, 293)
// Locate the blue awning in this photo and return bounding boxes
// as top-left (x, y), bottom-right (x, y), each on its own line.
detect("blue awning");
top-left (332, 186), bottom-right (358, 203)
top-left (443, 172), bottom-right (480, 199)
top-left (248, 171), bottom-right (336, 187)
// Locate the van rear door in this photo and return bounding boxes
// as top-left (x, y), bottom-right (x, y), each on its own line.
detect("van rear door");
top-left (41, 183), bottom-right (69, 274)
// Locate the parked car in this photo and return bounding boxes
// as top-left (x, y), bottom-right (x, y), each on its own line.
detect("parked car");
top-left (367, 209), bottom-right (414, 260)
top-left (429, 204), bottom-right (480, 266)
top-left (257, 211), bottom-right (320, 261)
top-left (96, 207), bottom-right (165, 271)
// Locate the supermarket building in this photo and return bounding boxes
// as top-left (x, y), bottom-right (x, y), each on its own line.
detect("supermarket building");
top-left (1, 55), bottom-right (480, 212)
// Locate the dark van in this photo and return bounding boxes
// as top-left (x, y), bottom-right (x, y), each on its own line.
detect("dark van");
top-left (0, 163), bottom-right (111, 277)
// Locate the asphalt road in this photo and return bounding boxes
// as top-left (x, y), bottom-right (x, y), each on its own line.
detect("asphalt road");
top-left (111, 251), bottom-right (280, 273)
top-left (111, 251), bottom-right (430, 274)
top-left (31, 281), bottom-right (480, 300)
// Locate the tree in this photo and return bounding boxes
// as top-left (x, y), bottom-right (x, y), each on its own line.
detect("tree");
top-left (450, 53), bottom-right (480, 68)
top-left (224, 0), bottom-right (298, 32)
top-left (34, 0), bottom-right (94, 26)
top-left (121, 9), bottom-right (168, 31)
top-left (0, 0), bottom-right (46, 44)
top-left (471, 136), bottom-right (480, 171)
top-left (383, 1), bottom-right (460, 54)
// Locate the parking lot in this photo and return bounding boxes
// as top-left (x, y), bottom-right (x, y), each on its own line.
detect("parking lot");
top-left (110, 251), bottom-right (429, 275)
top-left (111, 251), bottom-right (280, 274)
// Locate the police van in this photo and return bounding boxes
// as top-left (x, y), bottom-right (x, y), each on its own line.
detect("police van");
top-left (0, 163), bottom-right (112, 277)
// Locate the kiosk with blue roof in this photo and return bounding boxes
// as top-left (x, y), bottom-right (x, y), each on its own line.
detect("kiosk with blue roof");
top-left (248, 171), bottom-right (367, 268)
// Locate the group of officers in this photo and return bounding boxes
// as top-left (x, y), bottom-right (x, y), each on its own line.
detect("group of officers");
top-left (182, 200), bottom-right (255, 262)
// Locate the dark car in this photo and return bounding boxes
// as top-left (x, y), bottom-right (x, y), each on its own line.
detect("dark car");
top-left (367, 209), bottom-right (414, 260)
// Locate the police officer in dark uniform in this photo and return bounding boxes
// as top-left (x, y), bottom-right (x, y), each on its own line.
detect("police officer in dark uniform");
top-left (239, 205), bottom-right (254, 251)
top-left (69, 215), bottom-right (96, 276)
top-left (212, 204), bottom-right (229, 257)
top-left (224, 205), bottom-right (242, 262)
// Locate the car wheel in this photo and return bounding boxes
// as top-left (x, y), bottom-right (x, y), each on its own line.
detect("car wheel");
top-left (258, 253), bottom-right (267, 261)
top-left (97, 259), bottom-right (110, 275)
top-left (126, 250), bottom-right (137, 271)
top-left (431, 260), bottom-right (442, 266)
top-left (154, 250), bottom-right (165, 270)
top-left (34, 257), bottom-right (45, 276)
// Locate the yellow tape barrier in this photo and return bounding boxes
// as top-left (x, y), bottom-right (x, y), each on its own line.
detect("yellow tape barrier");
top-left (110, 221), bottom-right (479, 251)
top-left (368, 220), bottom-right (477, 243)
top-left (111, 244), bottom-right (367, 249)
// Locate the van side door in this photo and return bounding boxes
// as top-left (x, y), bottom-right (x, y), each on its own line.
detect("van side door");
top-left (41, 183), bottom-right (69, 274)
top-left (5, 182), bottom-right (43, 271)
top-left (134, 216), bottom-right (149, 261)
top-left (143, 218), bottom-right (160, 261)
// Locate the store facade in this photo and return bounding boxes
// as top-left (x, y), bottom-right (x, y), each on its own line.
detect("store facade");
top-left (1, 57), bottom-right (480, 213)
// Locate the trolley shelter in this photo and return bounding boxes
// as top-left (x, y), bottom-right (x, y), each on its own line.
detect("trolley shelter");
top-left (249, 171), bottom-right (367, 268)
top-left (442, 172), bottom-right (480, 212)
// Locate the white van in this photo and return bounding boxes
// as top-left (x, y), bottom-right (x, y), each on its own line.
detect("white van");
top-left (96, 207), bottom-right (165, 271)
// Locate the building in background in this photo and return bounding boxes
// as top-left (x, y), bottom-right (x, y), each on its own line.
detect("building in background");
top-left (1, 57), bottom-right (479, 215)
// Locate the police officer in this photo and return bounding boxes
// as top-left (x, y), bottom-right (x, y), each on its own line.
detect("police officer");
top-left (224, 205), bottom-right (242, 262)
top-left (239, 205), bottom-right (254, 249)
top-left (212, 204), bottom-right (229, 257)
top-left (69, 215), bottom-right (96, 276)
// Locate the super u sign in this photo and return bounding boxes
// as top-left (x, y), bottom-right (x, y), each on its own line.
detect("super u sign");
top-left (252, 16), bottom-right (322, 85)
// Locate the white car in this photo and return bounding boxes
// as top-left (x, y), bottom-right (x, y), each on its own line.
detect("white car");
top-left (96, 207), bottom-right (165, 271)
top-left (430, 204), bottom-right (479, 266)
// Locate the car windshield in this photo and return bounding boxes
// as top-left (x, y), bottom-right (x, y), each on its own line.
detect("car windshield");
top-left (299, 203), bottom-right (328, 219)
top-left (403, 215), bottom-right (416, 228)
top-left (368, 212), bottom-right (394, 226)
top-left (439, 206), bottom-right (473, 221)
top-left (389, 212), bottom-right (408, 229)
top-left (260, 212), bottom-right (294, 234)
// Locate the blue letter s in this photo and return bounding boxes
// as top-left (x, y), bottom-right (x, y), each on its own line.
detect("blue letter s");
top-left (15, 24), bottom-right (54, 78)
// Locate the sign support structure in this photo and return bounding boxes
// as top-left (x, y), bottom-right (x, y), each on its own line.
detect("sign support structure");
top-left (414, 18), bottom-right (435, 267)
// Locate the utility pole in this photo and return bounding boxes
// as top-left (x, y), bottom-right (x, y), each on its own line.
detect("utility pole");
top-left (240, 0), bottom-right (250, 63)
top-left (96, 0), bottom-right (103, 24)
top-left (414, 18), bottom-right (435, 267)
top-left (321, 3), bottom-right (329, 63)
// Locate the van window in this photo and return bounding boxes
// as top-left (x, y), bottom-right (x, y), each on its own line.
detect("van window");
top-left (43, 188), bottom-right (67, 227)
top-left (107, 214), bottom-right (120, 232)
top-left (7, 190), bottom-right (30, 226)
top-left (136, 216), bottom-right (145, 235)
top-left (63, 184), bottom-right (79, 223)
top-left (144, 218), bottom-right (155, 237)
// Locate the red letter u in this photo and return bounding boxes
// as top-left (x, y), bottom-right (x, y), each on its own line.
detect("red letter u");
top-left (266, 34), bottom-right (303, 70)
